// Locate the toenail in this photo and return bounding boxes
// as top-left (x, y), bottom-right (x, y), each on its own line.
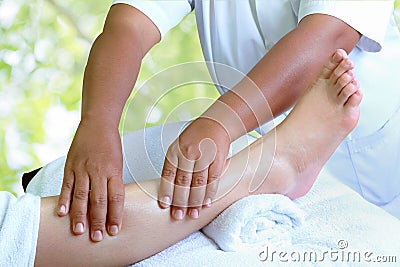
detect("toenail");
top-left (345, 58), bottom-right (352, 66)
top-left (333, 52), bottom-right (342, 62)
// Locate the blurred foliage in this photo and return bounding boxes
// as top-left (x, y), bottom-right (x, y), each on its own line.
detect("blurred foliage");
top-left (0, 0), bottom-right (213, 195)
top-left (1, 1), bottom-right (400, 195)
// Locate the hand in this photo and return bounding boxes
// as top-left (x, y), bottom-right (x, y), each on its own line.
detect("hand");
top-left (57, 119), bottom-right (125, 242)
top-left (158, 118), bottom-right (231, 220)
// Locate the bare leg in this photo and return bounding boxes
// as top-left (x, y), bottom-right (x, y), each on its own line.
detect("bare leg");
top-left (36, 168), bottom-right (251, 266)
top-left (250, 49), bottom-right (361, 198)
top-left (35, 50), bottom-right (361, 266)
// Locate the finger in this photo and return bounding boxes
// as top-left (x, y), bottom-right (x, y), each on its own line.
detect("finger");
top-left (159, 153), bottom-right (178, 209)
top-left (171, 158), bottom-right (195, 220)
top-left (187, 167), bottom-right (208, 219)
top-left (106, 175), bottom-right (125, 236)
top-left (70, 172), bottom-right (90, 235)
top-left (57, 168), bottom-right (74, 216)
top-left (203, 157), bottom-right (225, 208)
top-left (89, 175), bottom-right (107, 242)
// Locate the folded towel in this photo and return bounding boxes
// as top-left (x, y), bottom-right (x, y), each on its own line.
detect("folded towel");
top-left (0, 192), bottom-right (41, 267)
top-left (202, 194), bottom-right (304, 252)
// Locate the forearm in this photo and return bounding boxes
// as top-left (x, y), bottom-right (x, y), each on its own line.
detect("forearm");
top-left (202, 14), bottom-right (361, 140)
top-left (81, 4), bottom-right (159, 127)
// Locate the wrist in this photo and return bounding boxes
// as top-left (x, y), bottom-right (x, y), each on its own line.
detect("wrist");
top-left (79, 116), bottom-right (120, 132)
top-left (80, 108), bottom-right (121, 129)
top-left (200, 105), bottom-right (248, 142)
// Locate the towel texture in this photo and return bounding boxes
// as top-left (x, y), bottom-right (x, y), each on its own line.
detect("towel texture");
top-left (202, 194), bottom-right (304, 252)
top-left (0, 192), bottom-right (40, 267)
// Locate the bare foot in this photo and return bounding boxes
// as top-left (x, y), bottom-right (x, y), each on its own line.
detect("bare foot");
top-left (252, 49), bottom-right (362, 198)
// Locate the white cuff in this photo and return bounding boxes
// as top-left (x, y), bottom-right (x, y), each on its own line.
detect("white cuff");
top-left (112, 0), bottom-right (192, 38)
top-left (298, 0), bottom-right (394, 52)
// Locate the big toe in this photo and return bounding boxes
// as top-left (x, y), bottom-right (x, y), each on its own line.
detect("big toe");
top-left (319, 49), bottom-right (348, 79)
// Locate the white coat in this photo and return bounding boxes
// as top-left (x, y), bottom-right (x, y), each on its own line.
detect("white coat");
top-left (113, 0), bottom-right (400, 218)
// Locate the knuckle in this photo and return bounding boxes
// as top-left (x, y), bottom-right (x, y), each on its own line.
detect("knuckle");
top-left (74, 189), bottom-right (89, 201)
top-left (58, 195), bottom-right (70, 204)
top-left (107, 215), bottom-right (121, 224)
top-left (62, 181), bottom-right (74, 191)
top-left (92, 194), bottom-right (107, 208)
top-left (208, 174), bottom-right (221, 183)
top-left (179, 144), bottom-right (199, 159)
top-left (90, 218), bottom-right (106, 230)
top-left (167, 144), bottom-right (178, 155)
top-left (72, 210), bottom-right (87, 221)
top-left (162, 167), bottom-right (176, 179)
top-left (105, 164), bottom-right (122, 177)
top-left (176, 175), bottom-right (191, 185)
top-left (193, 175), bottom-right (206, 186)
top-left (109, 193), bottom-right (124, 204)
top-left (86, 161), bottom-right (121, 178)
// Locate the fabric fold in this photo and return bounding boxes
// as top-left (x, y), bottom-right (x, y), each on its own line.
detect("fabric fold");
top-left (202, 194), bottom-right (304, 252)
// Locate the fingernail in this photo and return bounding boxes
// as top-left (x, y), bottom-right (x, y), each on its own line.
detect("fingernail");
top-left (174, 209), bottom-right (184, 220)
top-left (190, 209), bottom-right (199, 219)
top-left (109, 225), bottom-right (119, 236)
top-left (58, 205), bottom-right (66, 215)
top-left (161, 196), bottom-right (171, 206)
top-left (204, 198), bottom-right (211, 207)
top-left (74, 223), bottom-right (84, 234)
top-left (92, 230), bottom-right (103, 242)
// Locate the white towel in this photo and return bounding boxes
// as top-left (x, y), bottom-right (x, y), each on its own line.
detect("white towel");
top-left (290, 170), bottom-right (400, 258)
top-left (202, 194), bottom-right (305, 252)
top-left (0, 192), bottom-right (41, 267)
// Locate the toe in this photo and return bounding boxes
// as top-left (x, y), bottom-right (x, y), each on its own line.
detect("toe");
top-left (345, 82), bottom-right (362, 108)
top-left (336, 70), bottom-right (354, 96)
top-left (331, 58), bottom-right (354, 85)
top-left (340, 80), bottom-right (361, 106)
top-left (319, 49), bottom-right (347, 79)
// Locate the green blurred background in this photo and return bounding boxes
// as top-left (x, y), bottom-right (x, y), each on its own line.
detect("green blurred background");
top-left (1, 0), bottom-right (400, 195)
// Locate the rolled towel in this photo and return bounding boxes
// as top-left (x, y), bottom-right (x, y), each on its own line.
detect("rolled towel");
top-left (202, 194), bottom-right (304, 252)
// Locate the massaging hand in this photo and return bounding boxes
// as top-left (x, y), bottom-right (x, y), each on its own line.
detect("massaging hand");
top-left (158, 117), bottom-right (230, 220)
top-left (57, 120), bottom-right (124, 242)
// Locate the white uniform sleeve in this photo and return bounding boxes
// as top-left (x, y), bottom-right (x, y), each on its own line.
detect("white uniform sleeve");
top-left (112, 0), bottom-right (193, 38)
top-left (298, 0), bottom-right (394, 52)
